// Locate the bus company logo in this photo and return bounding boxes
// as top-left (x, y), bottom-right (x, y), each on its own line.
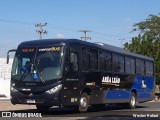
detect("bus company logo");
top-left (39, 47), bottom-right (60, 52)
top-left (102, 76), bottom-right (120, 84)
top-left (1, 112), bottom-right (42, 118)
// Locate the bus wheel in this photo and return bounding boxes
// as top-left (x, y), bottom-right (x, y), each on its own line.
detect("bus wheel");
top-left (77, 93), bottom-right (89, 112)
top-left (36, 105), bottom-right (50, 113)
top-left (128, 92), bottom-right (136, 109)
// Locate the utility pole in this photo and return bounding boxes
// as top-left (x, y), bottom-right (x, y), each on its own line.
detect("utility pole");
top-left (78, 30), bottom-right (92, 41)
top-left (119, 38), bottom-right (125, 48)
top-left (35, 23), bottom-right (48, 39)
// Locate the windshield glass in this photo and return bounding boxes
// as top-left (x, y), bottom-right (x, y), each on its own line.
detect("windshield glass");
top-left (11, 46), bottom-right (64, 82)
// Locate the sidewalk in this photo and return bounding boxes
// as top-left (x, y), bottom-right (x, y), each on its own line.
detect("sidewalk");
top-left (0, 100), bottom-right (36, 111)
top-left (0, 97), bottom-right (10, 101)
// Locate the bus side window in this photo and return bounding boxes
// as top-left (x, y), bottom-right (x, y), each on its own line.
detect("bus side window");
top-left (136, 59), bottom-right (141, 74)
top-left (82, 47), bottom-right (90, 70)
top-left (125, 57), bottom-right (135, 74)
top-left (136, 59), bottom-right (144, 75)
top-left (146, 61), bottom-right (154, 76)
top-left (113, 54), bottom-right (124, 73)
top-left (70, 52), bottom-right (78, 71)
top-left (90, 49), bottom-right (98, 70)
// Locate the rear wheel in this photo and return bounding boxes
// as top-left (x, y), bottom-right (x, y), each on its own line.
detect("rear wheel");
top-left (128, 92), bottom-right (136, 109)
top-left (36, 105), bottom-right (50, 112)
top-left (75, 93), bottom-right (89, 112)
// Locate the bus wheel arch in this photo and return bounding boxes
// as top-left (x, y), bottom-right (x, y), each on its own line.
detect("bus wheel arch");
top-left (80, 87), bottom-right (92, 104)
top-left (76, 87), bottom-right (92, 112)
top-left (131, 89), bottom-right (137, 98)
top-left (129, 89), bottom-right (137, 109)
top-left (80, 87), bottom-right (92, 96)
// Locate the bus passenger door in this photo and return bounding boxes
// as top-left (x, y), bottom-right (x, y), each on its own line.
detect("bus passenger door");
top-left (62, 46), bottom-right (81, 106)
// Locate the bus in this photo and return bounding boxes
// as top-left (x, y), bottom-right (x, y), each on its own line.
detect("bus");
top-left (7, 39), bottom-right (155, 112)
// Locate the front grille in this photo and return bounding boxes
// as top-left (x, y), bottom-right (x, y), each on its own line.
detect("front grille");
top-left (19, 91), bottom-right (45, 95)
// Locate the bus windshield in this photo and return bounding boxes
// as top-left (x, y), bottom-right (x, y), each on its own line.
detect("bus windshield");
top-left (11, 46), bottom-right (64, 82)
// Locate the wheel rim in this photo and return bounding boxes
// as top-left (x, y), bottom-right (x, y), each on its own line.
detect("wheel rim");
top-left (131, 95), bottom-right (136, 107)
top-left (80, 97), bottom-right (87, 108)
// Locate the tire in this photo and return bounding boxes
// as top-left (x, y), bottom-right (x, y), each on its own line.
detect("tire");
top-left (76, 93), bottom-right (89, 112)
top-left (36, 105), bottom-right (50, 113)
top-left (128, 92), bottom-right (136, 109)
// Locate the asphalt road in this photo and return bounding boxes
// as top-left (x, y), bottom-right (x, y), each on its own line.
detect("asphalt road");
top-left (0, 100), bottom-right (160, 120)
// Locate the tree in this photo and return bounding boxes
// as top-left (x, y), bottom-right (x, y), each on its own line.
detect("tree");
top-left (124, 14), bottom-right (160, 84)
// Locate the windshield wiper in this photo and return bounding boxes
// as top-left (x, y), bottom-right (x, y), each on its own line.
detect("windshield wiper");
top-left (20, 72), bottom-right (30, 81)
top-left (20, 70), bottom-right (46, 84)
top-left (39, 74), bottom-right (46, 84)
top-left (32, 63), bottom-right (46, 84)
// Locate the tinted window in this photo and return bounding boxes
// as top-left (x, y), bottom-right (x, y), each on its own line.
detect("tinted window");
top-left (82, 47), bottom-right (98, 70)
top-left (113, 54), bottom-right (124, 72)
top-left (99, 52), bottom-right (112, 71)
top-left (82, 47), bottom-right (90, 70)
top-left (130, 58), bottom-right (135, 74)
top-left (70, 52), bottom-right (78, 71)
top-left (146, 61), bottom-right (154, 76)
top-left (105, 53), bottom-right (112, 71)
top-left (90, 49), bottom-right (98, 70)
top-left (136, 59), bottom-right (144, 75)
top-left (125, 57), bottom-right (135, 74)
top-left (99, 51), bottom-right (105, 71)
top-left (12, 46), bottom-right (63, 81)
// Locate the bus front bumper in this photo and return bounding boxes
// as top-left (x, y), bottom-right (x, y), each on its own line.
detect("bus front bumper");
top-left (11, 90), bottom-right (61, 107)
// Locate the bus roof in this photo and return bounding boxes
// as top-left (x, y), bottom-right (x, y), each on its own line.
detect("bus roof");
top-left (19, 39), bottom-right (154, 61)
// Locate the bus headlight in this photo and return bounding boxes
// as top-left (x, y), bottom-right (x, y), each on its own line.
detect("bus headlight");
top-left (11, 86), bottom-right (18, 92)
top-left (45, 84), bottom-right (62, 94)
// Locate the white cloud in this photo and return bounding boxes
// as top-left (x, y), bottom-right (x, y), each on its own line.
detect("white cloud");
top-left (56, 33), bottom-right (65, 38)
top-left (126, 17), bottom-right (133, 22)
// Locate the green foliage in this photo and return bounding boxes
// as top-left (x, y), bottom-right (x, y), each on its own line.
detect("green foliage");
top-left (124, 14), bottom-right (160, 84)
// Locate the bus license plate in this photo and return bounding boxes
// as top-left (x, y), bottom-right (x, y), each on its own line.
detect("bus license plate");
top-left (27, 99), bottom-right (35, 103)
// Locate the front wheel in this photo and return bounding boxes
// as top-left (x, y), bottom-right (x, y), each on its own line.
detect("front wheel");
top-left (128, 92), bottom-right (136, 109)
top-left (75, 93), bottom-right (89, 112)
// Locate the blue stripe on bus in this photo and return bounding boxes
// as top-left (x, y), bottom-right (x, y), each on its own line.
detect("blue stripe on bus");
top-left (105, 75), bottom-right (155, 100)
top-left (105, 90), bottom-right (130, 99)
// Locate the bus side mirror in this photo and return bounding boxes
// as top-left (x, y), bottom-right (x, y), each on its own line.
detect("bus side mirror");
top-left (7, 54), bottom-right (9, 64)
top-left (6, 49), bottom-right (17, 64)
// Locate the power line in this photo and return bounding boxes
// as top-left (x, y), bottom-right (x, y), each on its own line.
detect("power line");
top-left (0, 18), bottom-right (132, 42)
top-left (35, 23), bottom-right (48, 39)
top-left (0, 19), bottom-right (33, 25)
top-left (47, 23), bottom-right (78, 32)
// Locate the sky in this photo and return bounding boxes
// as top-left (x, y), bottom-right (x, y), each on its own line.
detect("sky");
top-left (0, 0), bottom-right (160, 57)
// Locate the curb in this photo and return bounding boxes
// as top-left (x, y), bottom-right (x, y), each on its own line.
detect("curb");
top-left (0, 98), bottom-right (10, 101)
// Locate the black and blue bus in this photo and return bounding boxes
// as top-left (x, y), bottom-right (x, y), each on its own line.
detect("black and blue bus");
top-left (7, 39), bottom-right (155, 112)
